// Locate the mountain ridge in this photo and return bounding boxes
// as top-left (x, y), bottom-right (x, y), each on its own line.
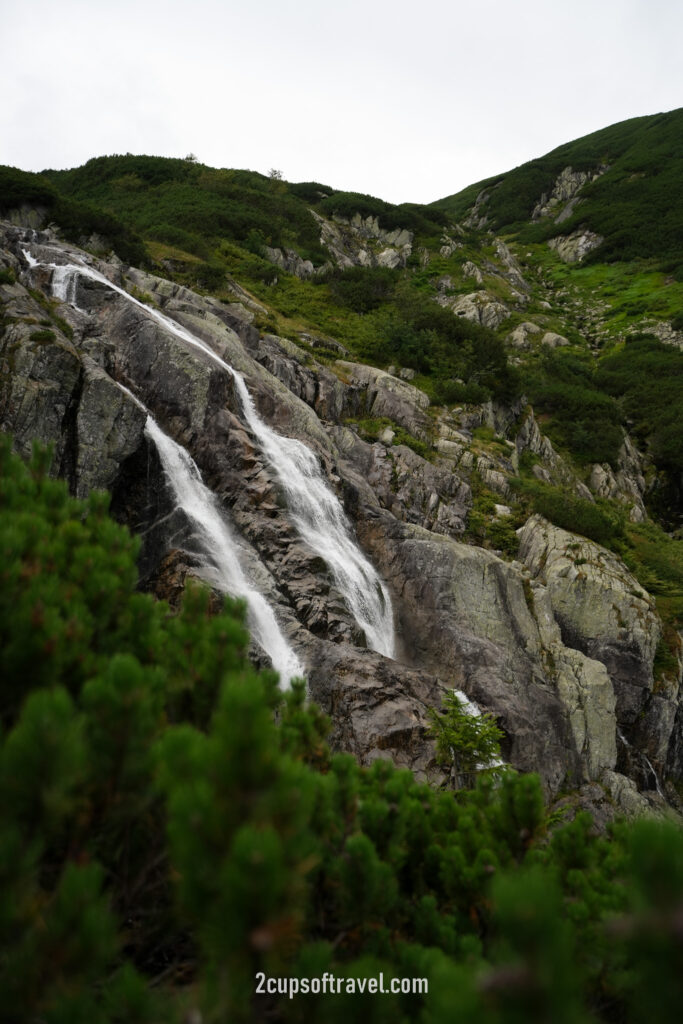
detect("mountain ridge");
top-left (1, 109), bottom-right (682, 813)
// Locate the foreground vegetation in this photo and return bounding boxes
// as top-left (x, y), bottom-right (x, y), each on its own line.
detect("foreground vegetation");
top-left (2, 439), bottom-right (683, 1023)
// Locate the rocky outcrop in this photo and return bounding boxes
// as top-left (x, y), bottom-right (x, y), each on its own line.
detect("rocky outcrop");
top-left (518, 515), bottom-right (660, 723)
top-left (589, 436), bottom-right (648, 522)
top-left (514, 410), bottom-right (594, 500)
top-left (462, 261), bottom-right (483, 285)
top-left (332, 426), bottom-right (471, 538)
top-left (532, 165), bottom-right (607, 223)
top-left (492, 240), bottom-right (531, 296)
top-left (463, 189), bottom-right (491, 230)
top-left (311, 211), bottom-right (413, 271)
top-left (637, 319), bottom-right (683, 351)
top-left (357, 515), bottom-right (615, 794)
top-left (507, 321), bottom-right (542, 349)
top-left (2, 222), bottom-right (677, 821)
top-left (548, 230), bottom-right (604, 264)
top-left (437, 290), bottom-right (510, 329)
top-left (541, 331), bottom-right (570, 348)
top-left (263, 246), bottom-right (314, 279)
top-left (334, 361), bottom-right (432, 441)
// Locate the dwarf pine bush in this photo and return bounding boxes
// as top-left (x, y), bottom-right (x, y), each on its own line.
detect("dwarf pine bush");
top-left (1, 435), bottom-right (682, 1023)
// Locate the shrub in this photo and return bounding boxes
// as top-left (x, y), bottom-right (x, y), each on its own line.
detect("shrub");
top-left (428, 692), bottom-right (505, 789)
top-left (512, 478), bottom-right (624, 545)
top-left (2, 437), bottom-right (683, 1023)
top-left (29, 328), bottom-right (56, 343)
top-left (528, 350), bottom-right (623, 467)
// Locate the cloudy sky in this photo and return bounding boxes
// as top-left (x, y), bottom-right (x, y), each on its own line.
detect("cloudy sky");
top-left (2, 0), bottom-right (682, 204)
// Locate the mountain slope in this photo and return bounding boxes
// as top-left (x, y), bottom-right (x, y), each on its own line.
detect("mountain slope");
top-left (1, 112), bottom-right (682, 803)
top-left (431, 107), bottom-right (683, 273)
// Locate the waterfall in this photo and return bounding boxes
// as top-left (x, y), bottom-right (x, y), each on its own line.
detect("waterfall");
top-left (231, 374), bottom-right (395, 658)
top-left (617, 727), bottom-right (664, 797)
top-left (51, 264), bottom-right (82, 307)
top-left (143, 416), bottom-right (304, 686)
top-left (32, 251), bottom-right (395, 658)
top-left (103, 375), bottom-right (303, 686)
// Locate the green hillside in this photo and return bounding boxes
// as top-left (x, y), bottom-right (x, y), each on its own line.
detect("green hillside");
top-left (1, 111), bottom-right (682, 524)
top-left (0, 165), bottom-right (146, 266)
top-left (42, 155), bottom-right (447, 265)
top-left (431, 108), bottom-right (683, 274)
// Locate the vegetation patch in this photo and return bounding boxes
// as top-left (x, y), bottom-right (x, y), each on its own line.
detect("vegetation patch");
top-left (2, 439), bottom-right (683, 1022)
top-left (512, 477), bottom-right (624, 546)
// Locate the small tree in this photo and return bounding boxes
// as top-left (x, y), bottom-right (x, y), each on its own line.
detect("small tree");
top-left (428, 691), bottom-right (505, 789)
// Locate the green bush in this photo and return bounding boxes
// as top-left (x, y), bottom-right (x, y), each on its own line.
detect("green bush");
top-left (2, 436), bottom-right (683, 1023)
top-left (0, 165), bottom-right (147, 266)
top-left (596, 335), bottom-right (683, 484)
top-left (325, 265), bottom-right (399, 313)
top-left (428, 692), bottom-right (505, 789)
top-left (527, 350), bottom-right (623, 467)
top-left (29, 328), bottom-right (56, 343)
top-left (512, 478), bottom-right (624, 545)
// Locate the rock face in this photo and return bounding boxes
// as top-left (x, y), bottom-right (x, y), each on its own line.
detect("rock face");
top-left (548, 230), bottom-right (604, 264)
top-left (517, 515), bottom-right (681, 789)
top-left (532, 165), bottom-right (607, 223)
top-left (263, 246), bottom-right (314, 279)
top-left (437, 290), bottom-right (510, 329)
top-left (518, 515), bottom-right (660, 722)
top-left (334, 361), bottom-right (432, 441)
top-left (311, 211), bottom-right (413, 271)
top-left (1, 221), bottom-right (679, 820)
top-left (589, 437), bottom-right (648, 522)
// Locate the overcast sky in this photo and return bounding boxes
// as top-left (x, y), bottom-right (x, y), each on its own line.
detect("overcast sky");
top-left (2, 0), bottom-right (682, 204)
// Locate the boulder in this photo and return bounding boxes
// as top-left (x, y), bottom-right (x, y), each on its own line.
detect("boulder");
top-left (438, 291), bottom-right (509, 329)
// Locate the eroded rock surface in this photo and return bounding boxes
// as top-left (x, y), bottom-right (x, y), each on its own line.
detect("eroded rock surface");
top-left (2, 222), bottom-right (679, 821)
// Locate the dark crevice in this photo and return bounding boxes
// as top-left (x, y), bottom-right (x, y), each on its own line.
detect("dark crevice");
top-left (57, 364), bottom-right (84, 495)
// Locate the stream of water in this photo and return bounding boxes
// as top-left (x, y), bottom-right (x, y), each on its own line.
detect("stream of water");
top-left (25, 248), bottom-right (395, 658)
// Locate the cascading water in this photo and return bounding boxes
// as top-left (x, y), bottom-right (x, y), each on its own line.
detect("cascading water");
top-left (230, 374), bottom-right (395, 657)
top-left (617, 727), bottom-right (664, 797)
top-left (27, 249), bottom-right (395, 658)
top-left (143, 416), bottom-right (304, 686)
top-left (90, 372), bottom-right (304, 685)
top-left (51, 264), bottom-right (82, 307)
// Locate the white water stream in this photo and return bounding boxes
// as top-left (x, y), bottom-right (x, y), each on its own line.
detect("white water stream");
top-left (617, 727), bottom-right (664, 797)
top-left (103, 377), bottom-right (303, 683)
top-left (26, 248), bottom-right (395, 658)
top-left (144, 416), bottom-right (304, 685)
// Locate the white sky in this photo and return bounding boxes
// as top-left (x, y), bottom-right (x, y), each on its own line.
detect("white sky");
top-left (2, 0), bottom-right (682, 204)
